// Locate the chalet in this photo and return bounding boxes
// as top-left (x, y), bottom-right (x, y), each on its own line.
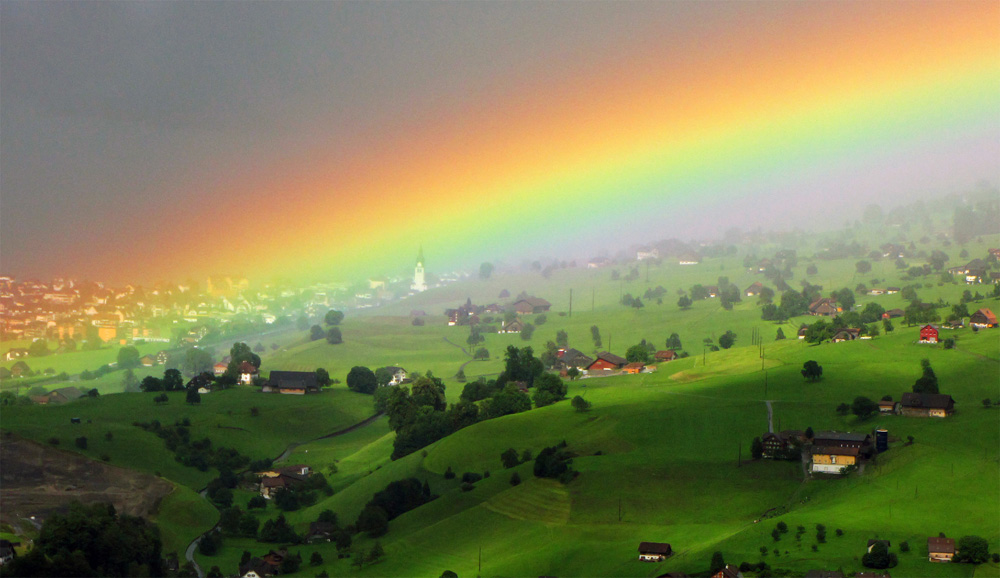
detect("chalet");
top-left (622, 362), bottom-right (646, 374)
top-left (239, 557), bottom-right (274, 578)
top-left (2, 348), bottom-right (28, 361)
top-left (586, 352), bottom-right (628, 371)
top-left (928, 536), bottom-right (956, 562)
top-left (637, 541), bottom-right (672, 562)
top-left (868, 288), bottom-right (886, 296)
top-left (831, 328), bottom-right (860, 343)
top-left (811, 446), bottom-right (859, 474)
top-left (745, 282), bottom-right (763, 297)
top-left (678, 254), bottom-right (701, 265)
top-left (991, 248), bottom-right (1000, 259)
top-left (797, 324), bottom-right (809, 339)
top-left (307, 521), bottom-right (337, 542)
top-left (809, 298), bottom-right (840, 317)
top-left (885, 287), bottom-right (900, 294)
top-left (0, 540), bottom-right (17, 566)
top-left (711, 564), bottom-right (743, 578)
top-left (238, 360), bottom-right (259, 385)
top-left (867, 540), bottom-right (891, 553)
top-left (813, 431), bottom-right (872, 451)
top-left (705, 285), bottom-right (719, 298)
top-left (212, 362), bottom-right (228, 377)
top-left (882, 308), bottom-right (904, 319)
top-left (654, 350), bottom-right (677, 362)
top-left (47, 386), bottom-right (83, 404)
top-left (499, 319), bottom-right (524, 334)
top-left (140, 354), bottom-right (157, 367)
top-left (805, 572), bottom-right (844, 578)
top-left (878, 400), bottom-right (899, 414)
top-left (587, 257), bottom-right (611, 269)
top-left (918, 325), bottom-right (939, 343)
top-left (762, 430), bottom-right (804, 459)
top-left (186, 373), bottom-right (213, 392)
top-left (965, 269), bottom-right (985, 284)
top-left (636, 248), bottom-right (660, 261)
top-left (969, 308), bottom-right (997, 328)
top-left (259, 467), bottom-right (309, 498)
top-left (990, 272), bottom-right (1000, 284)
top-left (510, 296), bottom-right (551, 315)
top-left (899, 392), bottom-right (954, 417)
top-left (264, 371), bottom-right (319, 395)
top-left (557, 348), bottom-right (594, 371)
top-left (383, 366), bottom-right (407, 386)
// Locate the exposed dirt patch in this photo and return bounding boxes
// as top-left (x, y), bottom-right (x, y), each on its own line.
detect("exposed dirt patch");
top-left (0, 432), bottom-right (173, 527)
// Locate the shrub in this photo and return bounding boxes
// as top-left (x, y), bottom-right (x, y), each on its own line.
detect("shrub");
top-left (571, 395), bottom-right (592, 412)
top-left (899, 541), bottom-right (909, 552)
top-left (75, 436), bottom-right (88, 450)
top-left (460, 482), bottom-right (475, 492)
top-left (444, 466), bottom-right (455, 479)
top-left (510, 472), bottom-right (521, 486)
top-left (461, 472), bottom-right (483, 484)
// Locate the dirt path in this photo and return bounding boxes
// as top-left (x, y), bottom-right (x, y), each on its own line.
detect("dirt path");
top-left (442, 336), bottom-right (473, 357)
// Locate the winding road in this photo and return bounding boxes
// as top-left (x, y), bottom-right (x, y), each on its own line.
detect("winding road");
top-left (183, 412), bottom-right (384, 577)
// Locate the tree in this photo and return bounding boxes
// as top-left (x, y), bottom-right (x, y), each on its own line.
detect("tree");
top-left (677, 295), bottom-right (693, 309)
top-left (836, 403), bottom-right (850, 416)
top-left (851, 396), bottom-right (879, 420)
top-left (625, 343), bottom-right (651, 363)
top-left (325, 310), bottom-right (344, 325)
top-left (862, 541), bottom-right (897, 569)
top-left (473, 347), bottom-right (489, 360)
top-left (750, 437), bottom-right (763, 460)
top-left (310, 325), bottom-right (325, 341)
top-left (861, 302), bottom-right (886, 323)
top-left (116, 346), bottom-right (141, 369)
top-left (75, 436), bottom-right (88, 450)
top-left (501, 448), bottom-right (520, 469)
top-left (182, 347), bottom-right (214, 376)
top-left (186, 388), bottom-right (202, 405)
top-left (479, 262), bottom-right (494, 279)
top-left (801, 360), bottom-right (823, 382)
top-left (710, 551), bottom-right (726, 574)
top-left (326, 327), bottom-right (343, 344)
top-left (856, 260), bottom-right (872, 274)
top-left (665, 333), bottom-right (683, 350)
top-left (141, 376), bottom-right (164, 392)
top-left (913, 359), bottom-right (939, 394)
top-left (590, 325), bottom-right (602, 346)
top-left (316, 368), bottom-right (332, 387)
top-left (510, 472), bottom-right (521, 486)
top-left (775, 327), bottom-right (786, 340)
top-left (367, 542), bottom-right (385, 565)
top-left (572, 395), bottom-right (592, 412)
top-left (804, 320), bottom-right (833, 344)
top-left (356, 504), bottom-right (389, 537)
top-left (555, 330), bottom-right (569, 348)
top-left (955, 535), bottom-right (989, 564)
top-left (28, 339), bottom-right (50, 357)
top-left (347, 366), bottom-right (378, 394)
top-left (883, 318), bottom-right (894, 333)
top-left (718, 330), bottom-right (737, 349)
top-left (163, 368), bottom-right (184, 391)
top-left (121, 369), bottom-right (140, 392)
top-left (310, 552), bottom-right (324, 566)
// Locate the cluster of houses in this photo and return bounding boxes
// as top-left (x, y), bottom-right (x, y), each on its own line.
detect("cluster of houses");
top-left (27, 385), bottom-right (85, 405)
top-left (445, 293), bottom-right (551, 327)
top-left (879, 393), bottom-right (955, 418)
top-left (918, 308), bottom-right (996, 343)
top-left (549, 348), bottom-right (678, 377)
top-left (257, 464), bottom-right (312, 499)
top-left (637, 534), bottom-right (961, 576)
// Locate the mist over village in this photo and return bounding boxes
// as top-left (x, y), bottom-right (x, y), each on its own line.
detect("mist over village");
top-left (1, 2), bottom-right (999, 578)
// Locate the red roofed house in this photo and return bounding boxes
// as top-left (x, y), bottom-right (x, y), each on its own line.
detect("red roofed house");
top-left (712, 564), bottom-right (743, 578)
top-left (970, 308), bottom-right (997, 328)
top-left (919, 325), bottom-right (939, 344)
top-left (622, 362), bottom-right (645, 374)
top-left (586, 352), bottom-right (628, 372)
top-left (655, 350), bottom-right (677, 362)
top-left (213, 362), bottom-right (228, 377)
top-left (238, 361), bottom-right (258, 385)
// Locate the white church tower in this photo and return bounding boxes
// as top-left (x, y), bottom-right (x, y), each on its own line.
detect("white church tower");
top-left (411, 247), bottom-right (427, 292)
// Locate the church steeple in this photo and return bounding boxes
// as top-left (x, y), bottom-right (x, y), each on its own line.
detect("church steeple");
top-left (411, 246), bottom-right (427, 292)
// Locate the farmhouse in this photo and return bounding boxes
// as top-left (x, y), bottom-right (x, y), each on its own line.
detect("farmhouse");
top-left (2, 348), bottom-right (28, 361)
top-left (918, 325), bottom-right (939, 343)
top-left (810, 446), bottom-right (859, 474)
top-left (745, 282), bottom-right (763, 297)
top-left (140, 354), bottom-right (157, 367)
top-left (307, 521), bottom-right (337, 542)
top-left (762, 430), bottom-right (804, 459)
top-left (499, 319), bottom-right (524, 334)
top-left (238, 360), bottom-right (258, 384)
top-left (654, 350), bottom-right (677, 362)
top-left (557, 348), bottom-right (594, 371)
top-left (0, 540), bottom-right (16, 565)
top-left (212, 362), bottom-right (228, 377)
top-left (711, 564), bottom-right (743, 578)
top-left (622, 362), bottom-right (646, 374)
top-left (882, 308), bottom-right (904, 319)
top-left (927, 536), bottom-right (956, 562)
top-left (258, 465), bottom-right (310, 498)
top-left (797, 324), bottom-right (809, 339)
top-left (899, 392), bottom-right (954, 417)
top-left (264, 371), bottom-right (319, 394)
top-left (678, 254), bottom-right (700, 265)
top-left (969, 308), bottom-right (997, 328)
top-left (878, 400), bottom-right (899, 414)
top-left (831, 328), bottom-right (860, 342)
top-left (383, 366), bottom-right (407, 386)
top-left (637, 541), bottom-right (672, 561)
top-left (586, 352), bottom-right (627, 371)
top-left (510, 296), bottom-right (551, 314)
top-left (814, 430), bottom-right (871, 448)
top-left (809, 298), bottom-right (839, 317)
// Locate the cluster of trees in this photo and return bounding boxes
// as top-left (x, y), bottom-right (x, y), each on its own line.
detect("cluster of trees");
top-left (533, 441), bottom-right (577, 484)
top-left (2, 502), bottom-right (163, 577)
top-left (139, 368), bottom-right (185, 392)
top-left (862, 541), bottom-right (898, 570)
top-left (133, 419), bottom-right (249, 473)
top-left (912, 359), bottom-right (939, 394)
top-left (355, 478), bottom-right (435, 537)
top-left (837, 397), bottom-right (879, 420)
top-left (760, 283), bottom-right (824, 321)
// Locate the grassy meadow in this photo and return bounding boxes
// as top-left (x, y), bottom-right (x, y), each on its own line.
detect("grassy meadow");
top-left (2, 230), bottom-right (999, 574)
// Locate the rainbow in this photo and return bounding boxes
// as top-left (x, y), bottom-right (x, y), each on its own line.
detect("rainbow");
top-left (130, 1), bottom-right (999, 284)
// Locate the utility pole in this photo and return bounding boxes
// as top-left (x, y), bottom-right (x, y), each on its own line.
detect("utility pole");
top-left (568, 289), bottom-right (573, 318)
top-left (478, 546), bottom-right (482, 575)
top-left (618, 497), bottom-right (622, 522)
top-left (737, 441), bottom-right (742, 467)
top-left (592, 288), bottom-right (595, 312)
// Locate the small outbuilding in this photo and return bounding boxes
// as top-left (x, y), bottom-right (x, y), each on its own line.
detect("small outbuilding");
top-left (637, 541), bottom-right (672, 562)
